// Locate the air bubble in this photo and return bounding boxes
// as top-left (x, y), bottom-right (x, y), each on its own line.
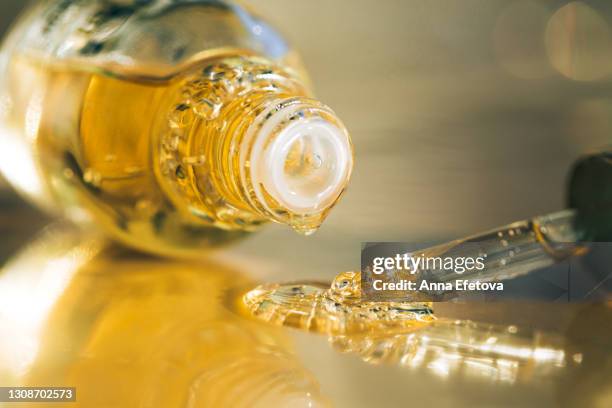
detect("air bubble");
top-left (124, 165), bottom-right (143, 175)
top-left (175, 165), bottom-right (187, 179)
top-left (162, 134), bottom-right (180, 152)
top-left (83, 168), bottom-right (102, 187)
top-left (169, 103), bottom-right (194, 128)
top-left (182, 155), bottom-right (206, 166)
top-left (311, 154), bottom-right (323, 169)
top-left (63, 168), bottom-right (75, 179)
top-left (161, 158), bottom-right (178, 177)
top-left (193, 98), bottom-right (221, 120)
top-left (135, 199), bottom-right (155, 216)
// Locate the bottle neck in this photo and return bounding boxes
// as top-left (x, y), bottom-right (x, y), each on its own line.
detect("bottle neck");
top-left (157, 56), bottom-right (353, 234)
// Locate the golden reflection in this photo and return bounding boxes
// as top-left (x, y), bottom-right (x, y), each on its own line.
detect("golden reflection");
top-left (0, 61), bottom-right (50, 208)
top-left (329, 320), bottom-right (567, 385)
top-left (545, 2), bottom-right (612, 81)
top-left (0, 125), bottom-right (47, 205)
top-left (0, 223), bottom-right (328, 408)
top-left (0, 224), bottom-right (103, 379)
top-left (556, 304), bottom-right (612, 407)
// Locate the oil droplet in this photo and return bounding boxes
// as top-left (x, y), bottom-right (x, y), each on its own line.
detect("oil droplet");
top-left (292, 225), bottom-right (318, 236)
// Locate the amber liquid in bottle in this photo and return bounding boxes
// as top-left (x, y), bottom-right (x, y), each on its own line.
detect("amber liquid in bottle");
top-left (0, 1), bottom-right (353, 257)
top-left (0, 52), bottom-right (353, 256)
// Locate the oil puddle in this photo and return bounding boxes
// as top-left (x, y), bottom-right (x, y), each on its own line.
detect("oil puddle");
top-left (241, 271), bottom-right (575, 385)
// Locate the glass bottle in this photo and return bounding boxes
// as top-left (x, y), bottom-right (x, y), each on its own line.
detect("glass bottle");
top-left (0, 0), bottom-right (354, 257)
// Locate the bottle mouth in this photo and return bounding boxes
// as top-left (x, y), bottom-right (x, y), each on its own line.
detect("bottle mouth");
top-left (262, 117), bottom-right (351, 212)
top-left (243, 98), bottom-right (353, 226)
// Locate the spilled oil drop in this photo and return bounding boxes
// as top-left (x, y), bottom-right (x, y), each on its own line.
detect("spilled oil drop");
top-left (243, 271), bottom-right (434, 335)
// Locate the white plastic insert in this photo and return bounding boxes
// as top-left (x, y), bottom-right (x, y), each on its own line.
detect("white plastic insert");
top-left (249, 103), bottom-right (352, 214)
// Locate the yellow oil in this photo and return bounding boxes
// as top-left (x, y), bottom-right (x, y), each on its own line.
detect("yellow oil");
top-left (243, 271), bottom-right (435, 335)
top-left (0, 52), bottom-right (352, 257)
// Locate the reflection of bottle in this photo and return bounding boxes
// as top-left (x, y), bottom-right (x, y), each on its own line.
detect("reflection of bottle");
top-left (0, 1), bottom-right (353, 256)
top-left (0, 223), bottom-right (328, 407)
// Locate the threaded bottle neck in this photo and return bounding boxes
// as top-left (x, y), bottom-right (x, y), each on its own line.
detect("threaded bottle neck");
top-left (233, 95), bottom-right (353, 234)
top-left (157, 56), bottom-right (353, 234)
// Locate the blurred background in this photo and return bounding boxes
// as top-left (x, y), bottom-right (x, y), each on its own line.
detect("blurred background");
top-left (0, 1), bottom-right (611, 407)
top-left (242, 0), bottom-right (612, 280)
